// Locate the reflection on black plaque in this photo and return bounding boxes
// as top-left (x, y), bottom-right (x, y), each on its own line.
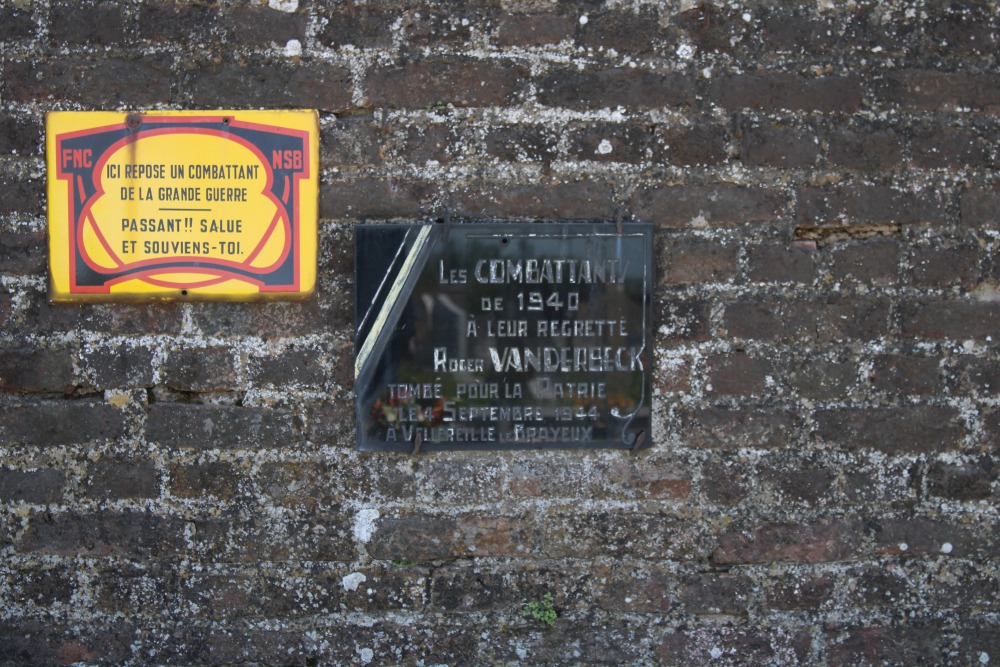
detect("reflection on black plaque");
top-left (355, 223), bottom-right (653, 451)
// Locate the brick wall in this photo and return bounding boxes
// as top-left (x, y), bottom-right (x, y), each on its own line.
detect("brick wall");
top-left (2, 0), bottom-right (999, 665)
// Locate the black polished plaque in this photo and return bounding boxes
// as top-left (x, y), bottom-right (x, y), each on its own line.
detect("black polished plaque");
top-left (355, 222), bottom-right (653, 451)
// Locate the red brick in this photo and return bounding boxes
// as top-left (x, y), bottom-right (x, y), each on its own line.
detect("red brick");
top-left (322, 177), bottom-right (436, 220)
top-left (827, 237), bottom-right (900, 285)
top-left (19, 509), bottom-right (184, 557)
top-left (739, 120), bottom-right (820, 168)
top-left (814, 406), bottom-right (963, 454)
top-left (709, 73), bottom-right (862, 113)
top-left (538, 68), bottom-right (694, 110)
top-left (567, 122), bottom-right (653, 163)
top-left (661, 237), bottom-right (739, 284)
top-left (632, 184), bottom-right (786, 227)
top-left (495, 12), bottom-right (574, 47)
top-left (677, 3), bottom-right (749, 54)
top-left (900, 300), bottom-right (1000, 340)
top-left (657, 122), bottom-right (729, 167)
top-left (826, 623), bottom-right (952, 667)
top-left (579, 8), bottom-right (667, 54)
top-left (451, 181), bottom-right (615, 220)
top-left (366, 58), bottom-right (527, 108)
top-left (786, 357), bottom-right (858, 400)
top-left (598, 565), bottom-right (673, 613)
top-left (317, 6), bottom-right (393, 49)
top-left (723, 298), bottom-right (890, 342)
top-left (679, 573), bottom-right (752, 615)
top-left (226, 5), bottom-right (306, 46)
top-left (482, 125), bottom-right (558, 163)
top-left (795, 184), bottom-right (947, 225)
top-left (4, 57), bottom-right (172, 106)
top-left (874, 70), bottom-right (1000, 112)
top-left (873, 516), bottom-right (991, 558)
top-left (660, 626), bottom-right (812, 665)
top-left (50, 0), bottom-right (124, 45)
top-left (910, 126), bottom-right (994, 169)
top-left (84, 460), bottom-right (158, 501)
top-left (746, 241), bottom-right (818, 284)
top-left (871, 354), bottom-right (941, 395)
top-left (189, 59), bottom-right (353, 111)
top-left (712, 519), bottom-right (865, 565)
top-left (909, 242), bottom-right (981, 289)
top-left (764, 573), bottom-right (835, 610)
top-left (139, 1), bottom-right (216, 42)
top-left (0, 346), bottom-right (75, 393)
top-left (826, 125), bottom-right (904, 170)
top-left (927, 458), bottom-right (996, 501)
top-left (680, 406), bottom-right (797, 449)
top-left (705, 353), bottom-right (773, 396)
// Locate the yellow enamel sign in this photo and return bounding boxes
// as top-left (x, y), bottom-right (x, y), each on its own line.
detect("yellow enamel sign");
top-left (46, 110), bottom-right (318, 301)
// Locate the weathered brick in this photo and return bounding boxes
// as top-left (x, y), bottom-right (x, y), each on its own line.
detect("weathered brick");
top-left (322, 178), bottom-right (436, 220)
top-left (169, 461), bottom-right (240, 499)
top-left (746, 242), bottom-right (818, 284)
top-left (874, 70), bottom-right (1000, 112)
top-left (249, 347), bottom-right (326, 388)
top-left (825, 126), bottom-right (904, 170)
top-left (701, 458), bottom-right (751, 505)
top-left (0, 398), bottom-right (127, 447)
top-left (705, 353), bottom-right (773, 396)
top-left (0, 3), bottom-right (35, 41)
top-left (0, 229), bottom-right (45, 274)
top-left (927, 458), bottom-right (996, 501)
top-left (162, 346), bottom-right (238, 392)
top-left (795, 184), bottom-right (947, 225)
top-left (876, 515), bottom-right (993, 560)
top-left (762, 466), bottom-right (836, 507)
top-left (495, 12), bottom-right (574, 47)
top-left (723, 298), bottom-right (889, 342)
top-left (451, 181), bottom-right (616, 220)
top-left (396, 123), bottom-right (454, 164)
top-left (960, 187), bottom-right (1000, 227)
top-left (140, 1), bottom-right (217, 42)
top-left (660, 626), bottom-right (812, 666)
top-left (680, 406), bottom-right (796, 449)
top-left (146, 403), bottom-right (296, 449)
top-left (0, 621), bottom-right (135, 666)
top-left (482, 124), bottom-right (558, 163)
top-left (80, 343), bottom-right (155, 390)
top-left (900, 299), bottom-right (1000, 340)
top-left (189, 59), bottom-right (353, 111)
top-left (366, 512), bottom-right (460, 561)
top-left (0, 113), bottom-right (42, 156)
top-left (317, 5), bottom-right (394, 49)
top-left (544, 510), bottom-right (707, 560)
top-left (0, 468), bottom-right (64, 504)
top-left (431, 564), bottom-right (577, 612)
top-left (923, 4), bottom-right (999, 56)
top-left (631, 184), bottom-right (786, 227)
top-left (188, 299), bottom-right (344, 338)
top-left (0, 174), bottom-right (44, 215)
top-left (712, 519), bottom-right (865, 564)
top-left (7, 565), bottom-right (75, 606)
top-left (320, 115), bottom-right (382, 167)
top-left (595, 456), bottom-right (692, 500)
top-left (951, 356), bottom-right (1000, 397)
top-left (814, 406), bottom-right (962, 454)
top-left (909, 242), bottom-right (981, 289)
top-left (567, 122), bottom-right (653, 163)
top-left (192, 512), bottom-right (354, 562)
top-left (826, 622), bottom-right (952, 667)
top-left (588, 565), bottom-right (672, 616)
top-left (537, 68), bottom-right (694, 110)
top-left (226, 4), bottom-right (306, 47)
top-left (827, 237), bottom-right (900, 285)
top-left (4, 56), bottom-right (173, 106)
top-left (50, 0), bottom-right (124, 45)
top-left (578, 8), bottom-right (667, 54)
top-left (19, 509), bottom-right (184, 557)
top-left (0, 346), bottom-right (75, 393)
top-left (871, 354), bottom-right (941, 396)
top-left (366, 58), bottom-right (528, 108)
top-left (910, 126), bottom-right (994, 170)
top-left (709, 73), bottom-right (862, 113)
top-left (405, 5), bottom-right (494, 48)
top-left (660, 237), bottom-right (739, 284)
top-left (787, 357), bottom-right (858, 400)
top-left (84, 459), bottom-right (158, 501)
top-left (657, 297), bottom-right (711, 343)
top-left (677, 3), bottom-right (748, 54)
top-left (679, 573), bottom-right (752, 615)
top-left (763, 572), bottom-right (835, 611)
top-left (739, 120), bottom-right (820, 168)
top-left (658, 122), bottom-right (729, 167)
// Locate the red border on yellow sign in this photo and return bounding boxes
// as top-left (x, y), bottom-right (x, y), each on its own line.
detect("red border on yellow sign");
top-left (47, 110), bottom-right (319, 302)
